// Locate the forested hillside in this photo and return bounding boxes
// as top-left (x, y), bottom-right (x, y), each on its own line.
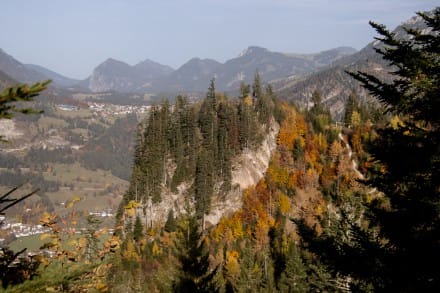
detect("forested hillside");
top-left (105, 75), bottom-right (384, 291)
top-left (2, 8), bottom-right (438, 293)
top-left (119, 73), bottom-right (278, 227)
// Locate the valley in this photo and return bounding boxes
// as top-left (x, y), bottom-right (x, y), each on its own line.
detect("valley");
top-left (0, 94), bottom-right (147, 243)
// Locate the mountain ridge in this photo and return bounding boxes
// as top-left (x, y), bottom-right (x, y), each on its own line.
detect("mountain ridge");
top-left (24, 64), bottom-right (80, 88)
top-left (0, 46), bottom-right (357, 94)
top-left (0, 48), bottom-right (47, 85)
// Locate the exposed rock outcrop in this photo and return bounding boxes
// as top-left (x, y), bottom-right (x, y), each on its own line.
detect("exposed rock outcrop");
top-left (138, 119), bottom-right (280, 226)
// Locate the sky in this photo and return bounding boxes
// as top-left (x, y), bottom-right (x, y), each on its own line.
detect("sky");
top-left (1, 0), bottom-right (437, 79)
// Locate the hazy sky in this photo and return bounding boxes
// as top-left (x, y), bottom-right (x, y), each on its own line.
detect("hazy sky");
top-left (1, 0), bottom-right (437, 79)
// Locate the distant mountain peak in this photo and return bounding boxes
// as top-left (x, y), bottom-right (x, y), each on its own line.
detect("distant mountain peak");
top-left (87, 56), bottom-right (174, 92)
top-left (187, 57), bottom-right (202, 63)
top-left (186, 57), bottom-right (220, 64)
top-left (238, 46), bottom-right (269, 57)
top-left (136, 58), bottom-right (166, 67)
top-left (320, 46), bottom-right (357, 54)
top-left (100, 58), bottom-right (129, 66)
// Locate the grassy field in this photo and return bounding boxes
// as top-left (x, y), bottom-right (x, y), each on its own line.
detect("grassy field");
top-left (9, 232), bottom-right (111, 253)
top-left (9, 234), bottom-right (43, 252)
top-left (42, 162), bottom-right (128, 215)
top-left (37, 115), bottom-right (69, 131)
top-left (54, 108), bottom-right (94, 119)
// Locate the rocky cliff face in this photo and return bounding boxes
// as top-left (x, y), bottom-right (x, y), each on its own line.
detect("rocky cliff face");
top-left (137, 119), bottom-right (280, 227)
top-left (205, 119), bottom-right (279, 225)
top-left (87, 59), bottom-right (138, 92)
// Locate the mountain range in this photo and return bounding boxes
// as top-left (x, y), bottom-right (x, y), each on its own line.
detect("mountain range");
top-left (141, 46), bottom-right (357, 93)
top-left (0, 46), bottom-right (357, 93)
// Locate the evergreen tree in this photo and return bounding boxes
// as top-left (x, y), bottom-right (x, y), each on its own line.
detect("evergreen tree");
top-left (133, 215), bottom-right (144, 242)
top-left (141, 105), bottom-right (166, 203)
top-left (239, 82), bottom-right (251, 100)
top-left (226, 102), bottom-right (241, 155)
top-left (84, 215), bottom-right (102, 261)
top-left (184, 105), bottom-right (198, 176)
top-left (269, 208), bottom-right (286, 284)
top-left (171, 96), bottom-right (198, 189)
top-left (198, 80), bottom-right (218, 211)
top-left (252, 71), bottom-right (262, 100)
top-left (160, 100), bottom-right (171, 185)
top-left (170, 97), bottom-right (187, 191)
top-left (199, 79), bottom-right (218, 150)
top-left (254, 72), bottom-right (273, 126)
top-left (309, 90), bottom-right (324, 116)
top-left (307, 90), bottom-right (332, 134)
top-left (344, 90), bottom-right (359, 126)
top-left (173, 216), bottom-right (218, 293)
top-left (298, 9), bottom-right (440, 292)
top-left (235, 244), bottom-right (264, 292)
top-left (216, 102), bottom-right (232, 194)
top-left (277, 243), bottom-right (309, 293)
top-left (165, 209), bottom-right (177, 233)
top-left (260, 84), bottom-right (275, 126)
top-left (194, 147), bottom-right (213, 221)
top-left (0, 81), bottom-right (49, 120)
top-left (238, 93), bottom-right (258, 149)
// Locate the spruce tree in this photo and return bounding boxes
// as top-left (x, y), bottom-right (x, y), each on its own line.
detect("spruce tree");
top-left (194, 147), bottom-right (213, 221)
top-left (0, 80), bottom-right (49, 120)
top-left (254, 72), bottom-right (273, 126)
top-left (269, 208), bottom-right (287, 284)
top-left (216, 102), bottom-right (232, 194)
top-left (298, 8), bottom-right (440, 292)
top-left (344, 91), bottom-right (359, 126)
top-left (310, 90), bottom-right (324, 116)
top-left (199, 79), bottom-right (218, 150)
top-left (235, 244), bottom-right (264, 292)
top-left (349, 10), bottom-right (440, 291)
top-left (164, 209), bottom-right (177, 233)
top-left (252, 71), bottom-right (262, 100)
top-left (170, 97), bottom-right (187, 191)
top-left (133, 215), bottom-right (144, 242)
top-left (173, 216), bottom-right (218, 293)
top-left (277, 243), bottom-right (309, 293)
top-left (239, 82), bottom-right (251, 99)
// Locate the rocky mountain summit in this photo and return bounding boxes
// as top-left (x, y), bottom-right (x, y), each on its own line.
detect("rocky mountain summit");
top-left (85, 58), bottom-right (173, 92)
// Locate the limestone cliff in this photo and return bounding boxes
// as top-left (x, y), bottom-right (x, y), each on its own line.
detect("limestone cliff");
top-left (136, 119), bottom-right (279, 226)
